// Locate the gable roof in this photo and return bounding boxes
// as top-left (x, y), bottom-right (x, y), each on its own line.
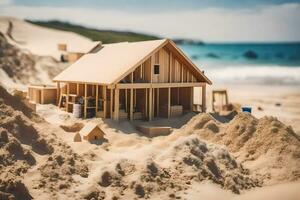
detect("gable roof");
top-left (53, 39), bottom-right (211, 85)
top-left (79, 122), bottom-right (104, 137)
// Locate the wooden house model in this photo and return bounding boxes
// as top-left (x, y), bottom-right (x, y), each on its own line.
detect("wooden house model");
top-left (79, 123), bottom-right (105, 141)
top-left (53, 39), bottom-right (212, 121)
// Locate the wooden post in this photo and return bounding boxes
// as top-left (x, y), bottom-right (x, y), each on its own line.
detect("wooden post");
top-left (125, 89), bottom-right (127, 112)
top-left (84, 84), bottom-right (87, 118)
top-left (110, 89), bottom-right (114, 119)
top-left (149, 87), bottom-right (152, 121)
top-left (76, 83), bottom-right (79, 95)
top-left (56, 82), bottom-right (60, 105)
top-left (181, 64), bottom-right (183, 82)
top-left (134, 89), bottom-right (136, 108)
top-left (95, 85), bottom-right (98, 115)
top-left (130, 88), bottom-right (133, 121)
top-left (169, 52), bottom-right (172, 83)
top-left (177, 88), bottom-right (180, 105)
top-left (145, 88), bottom-right (148, 118)
top-left (66, 83), bottom-right (69, 112)
top-left (190, 87), bottom-right (194, 111)
top-left (114, 89), bottom-right (119, 121)
top-left (156, 88), bottom-right (159, 117)
top-left (202, 85), bottom-right (206, 112)
top-left (168, 87), bottom-right (171, 118)
top-left (41, 89), bottom-right (44, 104)
top-left (103, 86), bottom-right (107, 118)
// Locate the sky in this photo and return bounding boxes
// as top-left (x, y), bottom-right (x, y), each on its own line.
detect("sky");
top-left (1, 0), bottom-right (300, 42)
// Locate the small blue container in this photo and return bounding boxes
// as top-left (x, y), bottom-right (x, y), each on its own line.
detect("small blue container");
top-left (242, 107), bottom-right (252, 113)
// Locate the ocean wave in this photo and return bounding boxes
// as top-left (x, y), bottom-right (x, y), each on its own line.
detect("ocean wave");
top-left (203, 65), bottom-right (300, 85)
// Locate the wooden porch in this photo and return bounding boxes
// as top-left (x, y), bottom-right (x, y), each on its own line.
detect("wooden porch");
top-left (56, 81), bottom-right (206, 121)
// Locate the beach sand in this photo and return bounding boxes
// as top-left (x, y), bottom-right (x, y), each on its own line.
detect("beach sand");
top-left (207, 84), bottom-right (300, 135)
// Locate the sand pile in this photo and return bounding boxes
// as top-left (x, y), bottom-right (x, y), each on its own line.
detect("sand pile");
top-left (83, 135), bottom-right (259, 199)
top-left (184, 113), bottom-right (300, 184)
top-left (0, 86), bottom-right (89, 199)
top-left (0, 31), bottom-right (67, 89)
top-left (0, 32), bottom-right (36, 85)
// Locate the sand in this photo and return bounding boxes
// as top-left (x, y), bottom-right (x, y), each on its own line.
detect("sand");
top-left (206, 83), bottom-right (300, 135)
top-left (0, 17), bottom-right (96, 60)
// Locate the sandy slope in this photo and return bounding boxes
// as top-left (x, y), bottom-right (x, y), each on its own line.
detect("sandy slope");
top-left (34, 102), bottom-right (300, 200)
top-left (0, 17), bottom-right (97, 60)
top-left (205, 84), bottom-right (300, 135)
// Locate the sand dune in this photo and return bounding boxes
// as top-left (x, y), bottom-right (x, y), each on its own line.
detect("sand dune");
top-left (0, 17), bottom-right (97, 60)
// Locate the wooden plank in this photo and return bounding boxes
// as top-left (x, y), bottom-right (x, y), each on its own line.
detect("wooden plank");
top-left (168, 87), bottom-right (171, 118)
top-left (157, 88), bottom-right (160, 117)
top-left (84, 84), bottom-right (87, 118)
top-left (95, 85), bottom-right (99, 114)
top-left (190, 87), bottom-right (194, 111)
top-left (76, 83), bottom-right (79, 95)
top-left (169, 52), bottom-right (172, 83)
top-left (110, 89), bottom-right (114, 119)
top-left (56, 82), bottom-right (60, 105)
top-left (134, 89), bottom-right (136, 108)
top-left (66, 83), bottom-right (69, 112)
top-left (181, 64), bottom-right (183, 82)
top-left (149, 87), bottom-right (152, 121)
top-left (177, 87), bottom-right (180, 104)
top-left (202, 85), bottom-right (206, 112)
top-left (130, 88), bottom-right (133, 121)
top-left (145, 88), bottom-right (148, 118)
top-left (125, 89), bottom-right (127, 112)
top-left (116, 82), bottom-right (206, 89)
top-left (103, 86), bottom-right (107, 118)
top-left (114, 89), bottom-right (119, 121)
top-left (41, 89), bottom-right (44, 104)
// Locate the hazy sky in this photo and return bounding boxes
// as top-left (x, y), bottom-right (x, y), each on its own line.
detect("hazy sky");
top-left (1, 0), bottom-right (300, 42)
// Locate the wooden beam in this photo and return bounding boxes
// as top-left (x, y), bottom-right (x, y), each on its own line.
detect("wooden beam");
top-left (181, 64), bottom-right (183, 82)
top-left (190, 87), bottom-right (194, 111)
top-left (177, 87), bottom-right (180, 105)
top-left (103, 86), bottom-right (107, 118)
top-left (114, 89), bottom-right (119, 121)
top-left (130, 88), bottom-right (133, 121)
top-left (116, 82), bottom-right (206, 89)
top-left (110, 89), bottom-right (114, 119)
top-left (125, 89), bottom-right (128, 112)
top-left (149, 87), bottom-right (152, 121)
top-left (41, 89), bottom-right (44, 104)
top-left (66, 83), bottom-right (69, 112)
top-left (76, 83), bottom-right (79, 95)
top-left (56, 82), bottom-right (60, 105)
top-left (145, 88), bottom-right (148, 118)
top-left (156, 88), bottom-right (159, 117)
top-left (134, 89), bottom-right (136, 108)
top-left (84, 84), bottom-right (87, 118)
top-left (95, 85), bottom-right (99, 114)
top-left (202, 85), bottom-right (206, 112)
top-left (169, 52), bottom-right (172, 83)
top-left (168, 87), bottom-right (171, 118)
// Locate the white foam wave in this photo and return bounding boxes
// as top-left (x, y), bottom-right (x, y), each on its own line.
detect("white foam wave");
top-left (203, 65), bottom-right (300, 85)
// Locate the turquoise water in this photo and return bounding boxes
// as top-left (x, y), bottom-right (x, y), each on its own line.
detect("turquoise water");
top-left (178, 43), bottom-right (300, 85)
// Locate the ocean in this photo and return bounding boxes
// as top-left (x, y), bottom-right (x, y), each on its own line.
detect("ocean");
top-left (178, 43), bottom-right (300, 85)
